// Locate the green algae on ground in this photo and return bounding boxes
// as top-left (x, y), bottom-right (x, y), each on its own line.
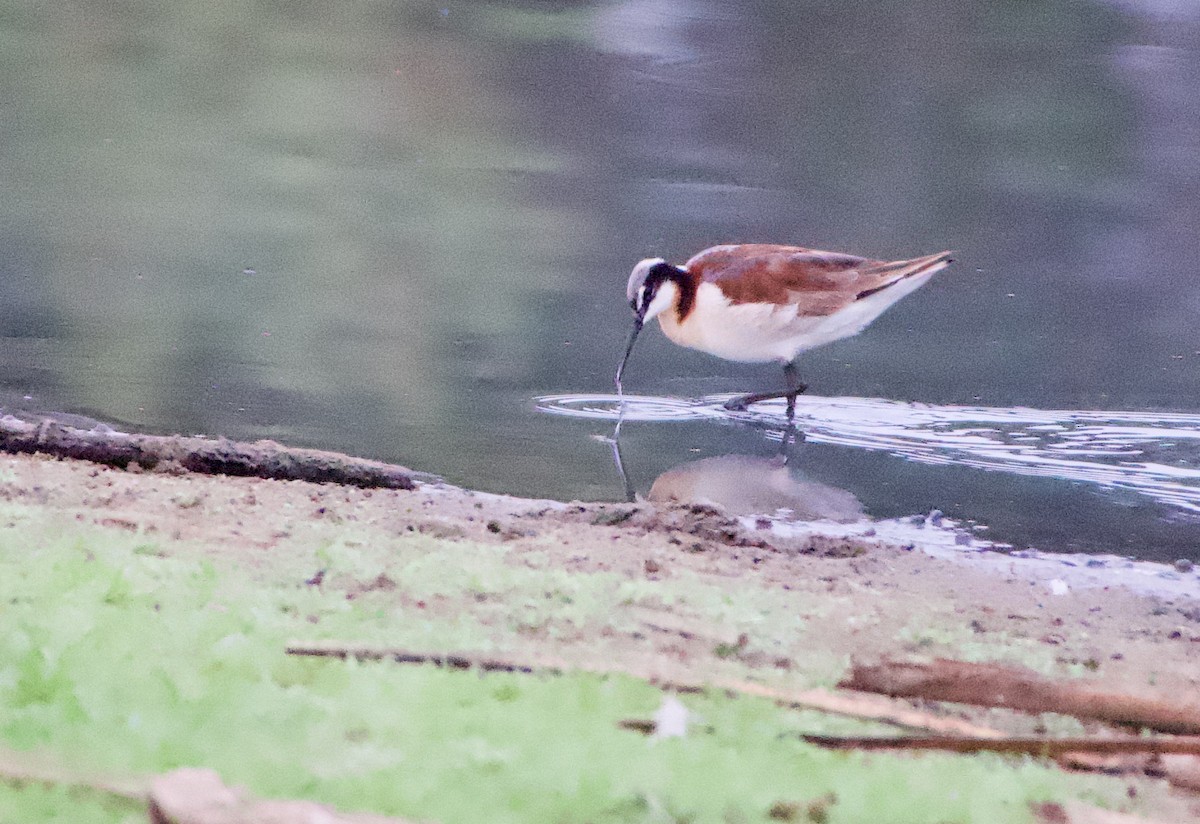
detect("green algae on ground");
top-left (0, 507), bottom-right (1150, 823)
top-left (0, 782), bottom-right (143, 824)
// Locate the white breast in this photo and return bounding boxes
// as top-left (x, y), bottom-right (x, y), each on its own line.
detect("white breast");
top-left (657, 275), bottom-right (935, 364)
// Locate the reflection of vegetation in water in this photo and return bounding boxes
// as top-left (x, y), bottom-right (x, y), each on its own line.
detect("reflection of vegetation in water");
top-left (3, 0), bottom-right (1197, 509)
top-left (745, 3), bottom-right (1135, 404)
top-left (0, 1), bottom-right (588, 429)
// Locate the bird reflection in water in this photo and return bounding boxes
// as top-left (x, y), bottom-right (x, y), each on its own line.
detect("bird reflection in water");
top-left (648, 453), bottom-right (863, 522)
top-left (604, 423), bottom-right (862, 523)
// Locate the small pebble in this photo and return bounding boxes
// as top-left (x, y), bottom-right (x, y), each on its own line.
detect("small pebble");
top-left (1174, 558), bottom-right (1194, 573)
top-left (652, 696), bottom-right (690, 739)
top-left (954, 533), bottom-right (972, 546)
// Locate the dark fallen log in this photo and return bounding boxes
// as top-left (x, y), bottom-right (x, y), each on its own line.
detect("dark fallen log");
top-left (0, 414), bottom-right (415, 490)
top-left (840, 658), bottom-right (1200, 736)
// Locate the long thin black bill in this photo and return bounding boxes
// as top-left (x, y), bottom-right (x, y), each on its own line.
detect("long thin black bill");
top-left (615, 317), bottom-right (643, 395)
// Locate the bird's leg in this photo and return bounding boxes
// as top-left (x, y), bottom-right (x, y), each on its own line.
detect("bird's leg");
top-left (782, 360), bottom-right (805, 420)
top-left (722, 360), bottom-right (808, 417)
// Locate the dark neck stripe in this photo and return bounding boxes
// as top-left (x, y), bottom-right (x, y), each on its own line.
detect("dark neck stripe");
top-left (665, 266), bottom-right (696, 321)
top-left (676, 273), bottom-right (695, 320)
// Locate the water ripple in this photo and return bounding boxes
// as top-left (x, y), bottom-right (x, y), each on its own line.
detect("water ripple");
top-left (535, 394), bottom-right (725, 422)
top-left (535, 394), bottom-right (1200, 514)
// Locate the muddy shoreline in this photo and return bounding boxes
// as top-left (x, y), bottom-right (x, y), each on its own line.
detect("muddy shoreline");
top-left (4, 440), bottom-right (1198, 684)
top-left (4, 431), bottom-right (1200, 819)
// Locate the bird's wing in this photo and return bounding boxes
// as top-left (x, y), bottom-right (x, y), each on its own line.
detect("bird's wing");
top-left (687, 245), bottom-right (951, 317)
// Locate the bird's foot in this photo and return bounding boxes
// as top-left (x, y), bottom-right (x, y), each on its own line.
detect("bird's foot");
top-left (723, 388), bottom-right (802, 413)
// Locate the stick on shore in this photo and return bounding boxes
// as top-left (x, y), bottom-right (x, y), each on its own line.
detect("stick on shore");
top-left (840, 658), bottom-right (1200, 736)
top-left (0, 414), bottom-right (416, 489)
top-left (284, 642), bottom-right (1004, 738)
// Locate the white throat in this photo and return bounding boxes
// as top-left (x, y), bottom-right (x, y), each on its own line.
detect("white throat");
top-left (642, 280), bottom-right (679, 322)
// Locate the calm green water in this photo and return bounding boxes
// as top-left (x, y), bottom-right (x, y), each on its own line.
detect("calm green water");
top-left (3, 1), bottom-right (1200, 560)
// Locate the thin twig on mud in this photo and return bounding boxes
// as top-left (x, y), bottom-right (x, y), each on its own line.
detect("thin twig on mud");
top-left (284, 642), bottom-right (1003, 738)
top-left (710, 678), bottom-right (1002, 738)
top-left (0, 415), bottom-right (415, 489)
top-left (803, 734), bottom-right (1200, 756)
top-left (286, 643), bottom-right (549, 673)
top-left (841, 658), bottom-right (1200, 736)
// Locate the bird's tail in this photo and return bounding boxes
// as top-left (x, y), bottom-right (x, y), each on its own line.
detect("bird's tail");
top-left (871, 250), bottom-right (955, 279)
top-left (854, 251), bottom-right (954, 300)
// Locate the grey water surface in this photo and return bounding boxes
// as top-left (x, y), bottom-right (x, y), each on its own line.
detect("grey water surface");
top-left (2, 1), bottom-right (1199, 560)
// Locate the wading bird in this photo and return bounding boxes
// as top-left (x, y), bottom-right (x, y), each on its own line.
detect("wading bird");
top-left (617, 243), bottom-right (953, 417)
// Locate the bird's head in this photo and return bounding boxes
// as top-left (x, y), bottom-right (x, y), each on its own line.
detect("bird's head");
top-left (617, 257), bottom-right (687, 393)
top-left (626, 257), bottom-right (685, 325)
